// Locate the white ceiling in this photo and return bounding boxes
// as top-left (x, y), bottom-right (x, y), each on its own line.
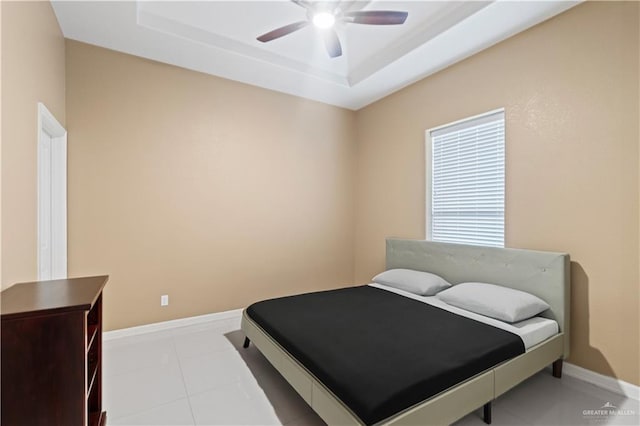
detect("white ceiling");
top-left (52, 0), bottom-right (579, 110)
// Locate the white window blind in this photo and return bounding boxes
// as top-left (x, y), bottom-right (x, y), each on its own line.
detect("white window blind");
top-left (428, 110), bottom-right (505, 247)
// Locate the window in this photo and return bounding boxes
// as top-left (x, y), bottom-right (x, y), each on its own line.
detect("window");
top-left (426, 109), bottom-right (505, 247)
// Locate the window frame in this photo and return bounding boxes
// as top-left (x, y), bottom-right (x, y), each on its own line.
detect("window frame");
top-left (425, 108), bottom-right (505, 247)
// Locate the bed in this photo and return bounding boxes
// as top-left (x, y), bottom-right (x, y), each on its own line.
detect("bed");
top-left (241, 239), bottom-right (570, 425)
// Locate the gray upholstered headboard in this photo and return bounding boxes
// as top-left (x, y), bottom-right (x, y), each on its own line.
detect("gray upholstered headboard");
top-left (386, 239), bottom-right (571, 358)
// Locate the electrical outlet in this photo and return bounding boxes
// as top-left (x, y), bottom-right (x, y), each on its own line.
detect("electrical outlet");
top-left (161, 294), bottom-right (169, 306)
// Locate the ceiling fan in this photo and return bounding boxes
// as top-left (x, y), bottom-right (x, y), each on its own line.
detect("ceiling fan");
top-left (256, 0), bottom-right (408, 58)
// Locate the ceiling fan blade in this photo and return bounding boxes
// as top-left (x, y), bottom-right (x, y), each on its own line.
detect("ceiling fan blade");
top-left (257, 21), bottom-right (309, 42)
top-left (323, 29), bottom-right (342, 58)
top-left (342, 10), bottom-right (408, 25)
top-left (291, 0), bottom-right (313, 10)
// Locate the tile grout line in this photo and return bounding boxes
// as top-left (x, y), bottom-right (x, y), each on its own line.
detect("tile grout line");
top-left (106, 318), bottom-right (312, 425)
top-left (171, 332), bottom-right (199, 426)
top-left (497, 403), bottom-right (535, 426)
top-left (106, 319), bottom-right (245, 424)
top-left (105, 334), bottom-right (194, 423)
top-left (108, 396), bottom-right (195, 424)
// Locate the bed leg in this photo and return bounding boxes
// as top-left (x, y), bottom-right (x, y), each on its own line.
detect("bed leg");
top-left (483, 402), bottom-right (492, 424)
top-left (552, 359), bottom-right (563, 378)
top-left (243, 337), bottom-right (251, 348)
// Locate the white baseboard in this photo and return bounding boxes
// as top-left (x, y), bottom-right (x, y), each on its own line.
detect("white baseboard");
top-left (564, 362), bottom-right (639, 400)
top-left (103, 308), bottom-right (243, 341)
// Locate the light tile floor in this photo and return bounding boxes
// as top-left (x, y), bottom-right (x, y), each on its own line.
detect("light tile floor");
top-left (104, 315), bottom-right (639, 425)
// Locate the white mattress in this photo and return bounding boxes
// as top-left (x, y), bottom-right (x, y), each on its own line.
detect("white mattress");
top-left (369, 283), bottom-right (558, 350)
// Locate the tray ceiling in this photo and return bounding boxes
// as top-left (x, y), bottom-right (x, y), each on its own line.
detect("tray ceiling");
top-left (52, 1), bottom-right (580, 110)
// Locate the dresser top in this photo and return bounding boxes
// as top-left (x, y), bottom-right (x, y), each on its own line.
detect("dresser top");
top-left (1, 276), bottom-right (108, 320)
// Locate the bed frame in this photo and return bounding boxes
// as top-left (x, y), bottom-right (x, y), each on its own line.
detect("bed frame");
top-left (241, 239), bottom-right (570, 425)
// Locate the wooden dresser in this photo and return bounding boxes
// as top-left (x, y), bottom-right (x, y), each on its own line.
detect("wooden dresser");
top-left (1, 276), bottom-right (108, 426)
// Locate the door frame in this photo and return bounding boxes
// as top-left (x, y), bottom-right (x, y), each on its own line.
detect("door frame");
top-left (37, 102), bottom-right (67, 280)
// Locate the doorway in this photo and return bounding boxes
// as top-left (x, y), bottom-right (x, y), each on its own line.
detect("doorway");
top-left (37, 103), bottom-right (67, 281)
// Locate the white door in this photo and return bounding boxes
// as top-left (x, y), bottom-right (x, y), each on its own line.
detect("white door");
top-left (37, 103), bottom-right (67, 281)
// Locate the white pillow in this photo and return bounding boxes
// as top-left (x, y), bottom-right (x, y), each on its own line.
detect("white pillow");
top-left (372, 269), bottom-right (451, 296)
top-left (436, 282), bottom-right (550, 323)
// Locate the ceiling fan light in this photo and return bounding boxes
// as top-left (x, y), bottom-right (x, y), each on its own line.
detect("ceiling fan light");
top-left (312, 12), bottom-right (335, 29)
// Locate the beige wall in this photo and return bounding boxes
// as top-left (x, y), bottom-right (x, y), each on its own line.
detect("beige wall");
top-left (65, 40), bottom-right (356, 331)
top-left (1, 0), bottom-right (66, 289)
top-left (354, 1), bottom-right (639, 386)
